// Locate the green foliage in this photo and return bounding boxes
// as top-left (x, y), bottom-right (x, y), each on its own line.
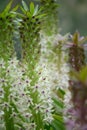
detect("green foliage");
top-left (40, 0), bottom-right (59, 35)
top-left (2, 0), bottom-right (13, 15)
top-left (30, 2), bottom-right (35, 15)
top-left (51, 89), bottom-right (66, 130)
top-left (22, 0), bottom-right (28, 11)
top-left (79, 66), bottom-right (87, 82)
top-left (0, 1), bottom-right (18, 61)
top-left (52, 115), bottom-right (66, 130)
top-left (71, 66), bottom-right (87, 84)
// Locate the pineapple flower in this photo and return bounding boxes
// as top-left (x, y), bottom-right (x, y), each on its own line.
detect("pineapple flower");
top-left (63, 88), bottom-right (87, 130)
top-left (0, 57), bottom-right (53, 129)
top-left (39, 32), bottom-right (71, 128)
top-left (39, 32), bottom-right (70, 90)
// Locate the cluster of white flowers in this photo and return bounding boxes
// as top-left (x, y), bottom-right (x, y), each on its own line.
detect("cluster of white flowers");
top-left (39, 32), bottom-right (71, 129)
top-left (36, 61), bottom-right (54, 122)
top-left (0, 31), bottom-right (72, 130)
top-left (39, 32), bottom-right (70, 90)
top-left (0, 57), bottom-right (27, 129)
top-left (0, 57), bottom-right (53, 130)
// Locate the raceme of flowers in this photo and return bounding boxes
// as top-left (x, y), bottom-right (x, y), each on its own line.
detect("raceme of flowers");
top-left (0, 57), bottom-right (53, 130)
top-left (39, 32), bottom-right (70, 90)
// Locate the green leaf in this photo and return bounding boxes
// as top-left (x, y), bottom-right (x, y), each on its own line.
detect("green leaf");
top-left (20, 6), bottom-right (26, 14)
top-left (33, 5), bottom-right (39, 16)
top-left (37, 6), bottom-right (44, 14)
top-left (22, 0), bottom-right (28, 11)
top-left (30, 2), bottom-right (34, 15)
top-left (70, 66), bottom-right (87, 83)
top-left (52, 119), bottom-right (66, 130)
top-left (16, 123), bottom-right (25, 129)
top-left (35, 13), bottom-right (46, 19)
top-left (27, 12), bottom-right (32, 18)
top-left (79, 66), bottom-right (87, 82)
top-left (12, 5), bottom-right (19, 11)
top-left (53, 97), bottom-right (64, 109)
top-left (15, 12), bottom-right (23, 17)
top-left (53, 114), bottom-right (63, 122)
top-left (57, 88), bottom-right (65, 99)
top-left (50, 127), bottom-right (54, 130)
top-left (2, 0), bottom-right (13, 15)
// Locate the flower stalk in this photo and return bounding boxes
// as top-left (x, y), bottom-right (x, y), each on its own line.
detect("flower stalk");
top-left (65, 32), bottom-right (87, 130)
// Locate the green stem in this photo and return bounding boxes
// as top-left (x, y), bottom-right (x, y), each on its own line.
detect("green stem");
top-left (4, 107), bottom-right (15, 130)
top-left (3, 85), bottom-right (15, 130)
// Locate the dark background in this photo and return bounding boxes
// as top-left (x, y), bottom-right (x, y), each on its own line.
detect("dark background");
top-left (0, 0), bottom-right (87, 36)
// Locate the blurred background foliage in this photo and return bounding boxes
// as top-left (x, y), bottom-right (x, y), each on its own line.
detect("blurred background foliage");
top-left (58, 0), bottom-right (87, 36)
top-left (0, 0), bottom-right (87, 36)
